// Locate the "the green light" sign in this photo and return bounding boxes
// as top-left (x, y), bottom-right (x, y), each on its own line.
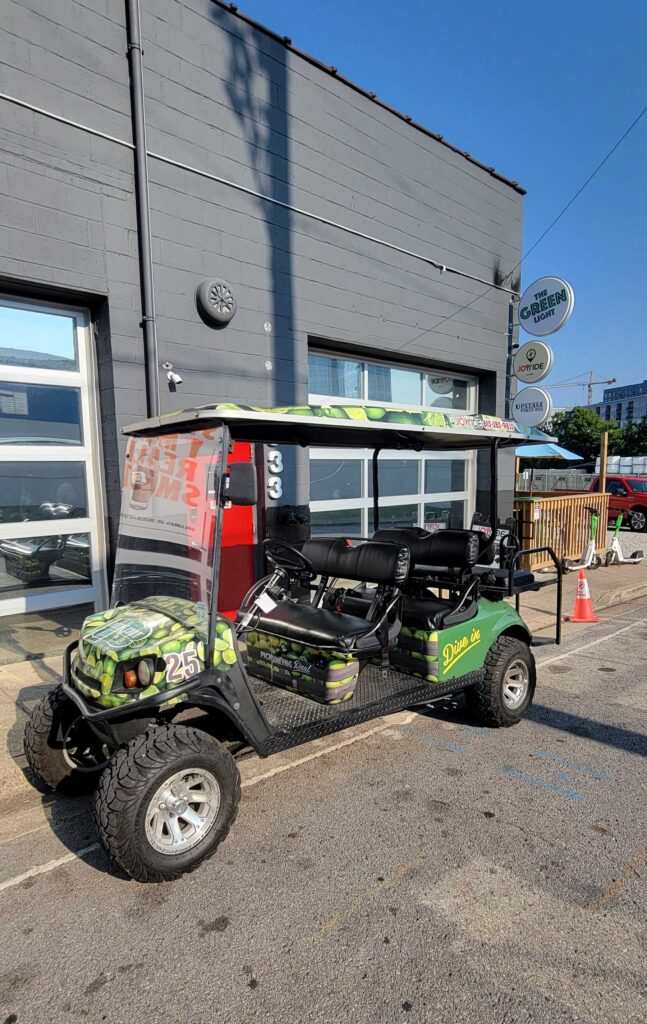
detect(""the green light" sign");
top-left (518, 276), bottom-right (574, 337)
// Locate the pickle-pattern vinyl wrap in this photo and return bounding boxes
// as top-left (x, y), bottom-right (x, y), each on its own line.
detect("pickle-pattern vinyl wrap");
top-left (70, 597), bottom-right (238, 710)
top-left (244, 630), bottom-right (359, 704)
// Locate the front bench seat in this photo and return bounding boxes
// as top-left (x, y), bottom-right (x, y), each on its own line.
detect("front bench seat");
top-left (249, 538), bottom-right (410, 655)
top-left (250, 602), bottom-right (386, 651)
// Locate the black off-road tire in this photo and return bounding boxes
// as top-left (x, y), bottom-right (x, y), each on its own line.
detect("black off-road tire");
top-left (24, 684), bottom-right (109, 792)
top-left (94, 724), bottom-right (240, 883)
top-left (465, 636), bottom-right (536, 727)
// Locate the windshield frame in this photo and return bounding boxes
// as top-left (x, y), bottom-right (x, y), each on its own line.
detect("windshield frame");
top-left (112, 426), bottom-right (225, 661)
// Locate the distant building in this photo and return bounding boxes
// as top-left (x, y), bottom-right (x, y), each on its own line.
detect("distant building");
top-left (590, 379), bottom-right (647, 427)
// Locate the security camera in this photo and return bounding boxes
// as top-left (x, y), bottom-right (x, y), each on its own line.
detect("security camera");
top-left (167, 370), bottom-right (183, 385)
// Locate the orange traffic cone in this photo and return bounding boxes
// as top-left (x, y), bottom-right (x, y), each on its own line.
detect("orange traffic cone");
top-left (566, 568), bottom-right (601, 623)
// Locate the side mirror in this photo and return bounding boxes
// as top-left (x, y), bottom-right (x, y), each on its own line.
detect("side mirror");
top-left (224, 462), bottom-right (257, 506)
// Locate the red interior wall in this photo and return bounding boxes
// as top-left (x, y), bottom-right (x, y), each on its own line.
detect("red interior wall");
top-left (217, 442), bottom-right (257, 619)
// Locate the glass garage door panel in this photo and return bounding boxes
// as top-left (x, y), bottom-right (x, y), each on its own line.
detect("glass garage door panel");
top-left (0, 297), bottom-right (107, 622)
top-left (309, 351), bottom-right (476, 539)
top-left (311, 508), bottom-right (363, 537)
top-left (0, 382), bottom-right (82, 445)
top-left (0, 305), bottom-right (77, 371)
top-left (0, 531), bottom-right (91, 597)
top-left (424, 459), bottom-right (466, 493)
top-left (0, 462), bottom-right (88, 523)
top-left (424, 500), bottom-right (466, 530)
top-left (369, 459), bottom-right (419, 497)
top-left (368, 504), bottom-right (418, 533)
top-left (310, 459), bottom-right (362, 502)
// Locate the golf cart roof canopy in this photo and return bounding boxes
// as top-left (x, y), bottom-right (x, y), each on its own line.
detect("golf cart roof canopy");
top-left (124, 403), bottom-right (555, 450)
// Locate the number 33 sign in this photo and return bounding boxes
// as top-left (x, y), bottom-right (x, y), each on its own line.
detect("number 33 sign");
top-left (266, 447), bottom-right (283, 500)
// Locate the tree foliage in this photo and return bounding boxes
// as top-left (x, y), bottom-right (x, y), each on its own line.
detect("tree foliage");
top-left (617, 417), bottom-right (647, 457)
top-left (548, 407), bottom-right (624, 463)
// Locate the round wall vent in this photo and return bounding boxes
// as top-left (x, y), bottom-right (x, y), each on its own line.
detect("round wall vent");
top-left (196, 278), bottom-right (237, 326)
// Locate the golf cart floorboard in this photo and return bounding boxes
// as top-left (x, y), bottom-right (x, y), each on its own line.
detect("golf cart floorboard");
top-left (248, 664), bottom-right (482, 755)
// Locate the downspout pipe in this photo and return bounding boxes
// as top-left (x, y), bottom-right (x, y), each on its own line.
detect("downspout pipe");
top-left (125, 0), bottom-right (159, 418)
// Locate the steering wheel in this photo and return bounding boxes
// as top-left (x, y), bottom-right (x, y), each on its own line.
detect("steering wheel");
top-left (262, 539), bottom-right (317, 581)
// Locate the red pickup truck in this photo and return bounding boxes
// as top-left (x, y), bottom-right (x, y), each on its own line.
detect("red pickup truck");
top-left (585, 476), bottom-right (647, 532)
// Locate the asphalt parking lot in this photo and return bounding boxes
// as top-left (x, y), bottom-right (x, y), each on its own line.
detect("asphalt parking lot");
top-left (1, 597), bottom-right (646, 1024)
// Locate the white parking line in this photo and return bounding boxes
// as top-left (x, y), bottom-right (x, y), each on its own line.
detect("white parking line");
top-left (240, 712), bottom-right (416, 789)
top-left (0, 713), bottom-right (416, 894)
top-left (538, 617), bottom-right (647, 668)
top-left (3, 617), bottom-right (644, 894)
top-left (0, 843), bottom-right (99, 894)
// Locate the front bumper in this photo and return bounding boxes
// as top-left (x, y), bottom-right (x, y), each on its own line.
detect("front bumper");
top-left (62, 642), bottom-right (210, 722)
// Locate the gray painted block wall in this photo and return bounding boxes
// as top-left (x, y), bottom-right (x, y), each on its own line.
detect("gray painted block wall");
top-left (0, 0), bottom-right (522, 546)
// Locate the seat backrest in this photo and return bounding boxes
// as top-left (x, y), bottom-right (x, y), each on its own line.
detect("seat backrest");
top-left (302, 538), bottom-right (410, 585)
top-left (372, 528), bottom-right (480, 570)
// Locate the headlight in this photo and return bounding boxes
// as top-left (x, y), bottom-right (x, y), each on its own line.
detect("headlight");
top-left (137, 659), bottom-right (153, 686)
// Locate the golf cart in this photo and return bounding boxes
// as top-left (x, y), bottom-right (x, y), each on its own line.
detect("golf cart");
top-left (24, 403), bottom-right (562, 882)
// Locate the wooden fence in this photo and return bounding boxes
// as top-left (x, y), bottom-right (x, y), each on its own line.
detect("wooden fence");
top-left (514, 493), bottom-right (609, 570)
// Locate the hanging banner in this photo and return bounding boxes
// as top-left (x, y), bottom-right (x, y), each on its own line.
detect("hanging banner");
top-left (518, 276), bottom-right (574, 336)
top-left (512, 340), bottom-right (553, 384)
top-left (512, 386), bottom-right (553, 428)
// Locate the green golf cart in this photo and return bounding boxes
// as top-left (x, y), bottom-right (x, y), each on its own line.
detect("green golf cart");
top-left (24, 403), bottom-right (562, 882)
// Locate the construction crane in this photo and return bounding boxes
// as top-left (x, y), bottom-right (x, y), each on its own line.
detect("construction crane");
top-left (547, 371), bottom-right (617, 405)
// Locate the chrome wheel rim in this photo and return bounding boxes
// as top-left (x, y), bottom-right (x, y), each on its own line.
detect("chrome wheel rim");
top-left (62, 716), bottom-right (111, 773)
top-left (502, 658), bottom-right (530, 710)
top-left (632, 511), bottom-right (646, 531)
top-left (145, 768), bottom-right (221, 855)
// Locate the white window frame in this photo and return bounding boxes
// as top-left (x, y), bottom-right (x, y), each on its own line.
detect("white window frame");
top-left (0, 295), bottom-right (108, 617)
top-left (308, 349), bottom-right (478, 534)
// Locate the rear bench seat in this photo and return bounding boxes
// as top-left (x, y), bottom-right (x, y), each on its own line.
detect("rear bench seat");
top-left (336, 529), bottom-right (481, 629)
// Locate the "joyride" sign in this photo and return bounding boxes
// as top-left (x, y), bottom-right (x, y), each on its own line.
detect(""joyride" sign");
top-left (518, 276), bottom-right (574, 336)
top-left (512, 339), bottom-right (553, 384)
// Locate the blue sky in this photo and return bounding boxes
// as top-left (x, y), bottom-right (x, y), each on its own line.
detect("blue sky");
top-left (237, 0), bottom-right (647, 407)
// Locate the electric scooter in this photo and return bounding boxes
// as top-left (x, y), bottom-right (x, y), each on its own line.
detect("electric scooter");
top-left (605, 513), bottom-right (644, 566)
top-left (563, 506), bottom-right (602, 572)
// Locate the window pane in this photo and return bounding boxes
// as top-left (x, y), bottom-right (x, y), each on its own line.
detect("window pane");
top-left (369, 459), bottom-right (418, 497)
top-left (424, 459), bottom-right (466, 494)
top-left (424, 500), bottom-right (466, 529)
top-left (308, 354), bottom-right (361, 399)
top-left (0, 462), bottom-right (87, 524)
top-left (367, 365), bottom-right (420, 404)
top-left (310, 508), bottom-right (363, 537)
top-left (0, 531), bottom-right (91, 596)
top-left (424, 375), bottom-right (469, 410)
top-left (0, 305), bottom-right (77, 371)
top-left (369, 503), bottom-right (418, 533)
top-left (310, 459), bottom-right (362, 501)
top-left (0, 382), bottom-right (82, 445)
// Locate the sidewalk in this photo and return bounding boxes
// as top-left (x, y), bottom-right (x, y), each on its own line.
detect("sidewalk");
top-left (2, 559), bottom-right (646, 836)
top-left (516, 559), bottom-right (647, 635)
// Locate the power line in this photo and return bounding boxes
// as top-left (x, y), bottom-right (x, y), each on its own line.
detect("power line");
top-left (395, 104), bottom-right (647, 354)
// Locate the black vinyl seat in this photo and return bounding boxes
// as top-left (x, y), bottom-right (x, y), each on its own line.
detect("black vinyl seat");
top-left (373, 527), bottom-right (481, 573)
top-left (400, 594), bottom-right (477, 630)
top-left (252, 602), bottom-right (387, 651)
top-left (335, 528), bottom-right (481, 629)
top-left (240, 538), bottom-right (410, 655)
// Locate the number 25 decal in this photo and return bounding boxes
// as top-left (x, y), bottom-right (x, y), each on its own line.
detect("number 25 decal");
top-left (165, 648), bottom-right (200, 683)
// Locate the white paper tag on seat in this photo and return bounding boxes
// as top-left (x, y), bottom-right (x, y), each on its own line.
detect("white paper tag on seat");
top-left (256, 591), bottom-right (277, 613)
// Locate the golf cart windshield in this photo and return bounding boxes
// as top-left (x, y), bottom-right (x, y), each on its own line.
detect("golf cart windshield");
top-left (112, 428), bottom-right (224, 607)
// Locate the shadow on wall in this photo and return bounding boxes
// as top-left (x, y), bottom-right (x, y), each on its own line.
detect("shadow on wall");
top-left (210, 8), bottom-right (310, 544)
top-left (210, 6), bottom-right (296, 408)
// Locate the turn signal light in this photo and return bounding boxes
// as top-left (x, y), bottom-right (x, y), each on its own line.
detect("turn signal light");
top-left (124, 669), bottom-right (137, 689)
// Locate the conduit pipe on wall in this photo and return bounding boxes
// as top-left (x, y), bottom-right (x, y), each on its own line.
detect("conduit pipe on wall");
top-left (125, 0), bottom-right (160, 418)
